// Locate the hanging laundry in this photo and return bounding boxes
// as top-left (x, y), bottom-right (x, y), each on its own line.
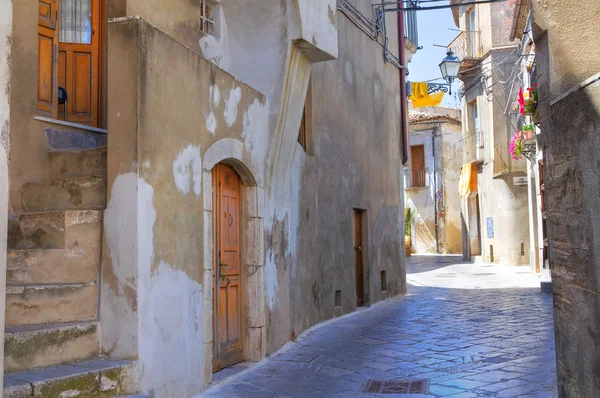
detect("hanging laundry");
top-left (409, 82), bottom-right (444, 108)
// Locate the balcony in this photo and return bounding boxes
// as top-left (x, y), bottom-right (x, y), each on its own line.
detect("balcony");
top-left (493, 141), bottom-right (527, 177)
top-left (404, 2), bottom-right (419, 50)
top-left (405, 168), bottom-right (429, 189)
top-left (448, 31), bottom-right (481, 77)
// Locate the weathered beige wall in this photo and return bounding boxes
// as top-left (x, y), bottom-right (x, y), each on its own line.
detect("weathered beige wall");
top-left (441, 123), bottom-right (463, 253)
top-left (103, 18), bottom-right (267, 397)
top-left (0, 0), bottom-right (12, 389)
top-left (457, 1), bottom-right (530, 265)
top-left (531, 1), bottom-right (600, 396)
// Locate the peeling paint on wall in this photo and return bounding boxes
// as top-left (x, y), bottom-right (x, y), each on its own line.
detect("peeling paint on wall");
top-left (101, 173), bottom-right (139, 357)
top-left (205, 112), bottom-right (217, 135)
top-left (135, 178), bottom-right (205, 397)
top-left (172, 145), bottom-right (202, 196)
top-left (224, 87), bottom-right (242, 127)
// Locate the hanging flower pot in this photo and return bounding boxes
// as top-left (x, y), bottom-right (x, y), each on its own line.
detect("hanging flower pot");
top-left (522, 123), bottom-right (535, 141)
top-left (510, 131), bottom-right (524, 160)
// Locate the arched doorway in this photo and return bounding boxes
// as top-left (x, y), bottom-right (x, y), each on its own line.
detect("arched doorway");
top-left (212, 163), bottom-right (243, 371)
top-left (202, 138), bottom-right (266, 382)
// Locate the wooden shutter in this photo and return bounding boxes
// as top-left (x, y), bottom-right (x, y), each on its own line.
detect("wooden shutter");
top-left (38, 0), bottom-right (59, 118)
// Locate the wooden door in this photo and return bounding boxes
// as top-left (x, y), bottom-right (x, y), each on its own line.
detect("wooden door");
top-left (58, 0), bottom-right (100, 126)
top-left (354, 210), bottom-right (364, 307)
top-left (411, 145), bottom-right (425, 187)
top-left (213, 164), bottom-right (243, 372)
top-left (38, 0), bottom-right (59, 118)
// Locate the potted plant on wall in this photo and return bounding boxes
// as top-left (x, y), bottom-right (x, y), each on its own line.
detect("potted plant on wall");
top-left (522, 123), bottom-right (536, 141)
top-left (404, 207), bottom-right (413, 256)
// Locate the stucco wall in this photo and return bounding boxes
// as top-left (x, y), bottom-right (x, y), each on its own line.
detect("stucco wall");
top-left (406, 120), bottom-right (462, 255)
top-left (103, 18), bottom-right (268, 396)
top-left (0, 0), bottom-right (12, 389)
top-left (441, 123), bottom-right (463, 253)
top-left (297, 13), bottom-right (405, 324)
top-left (531, 1), bottom-right (600, 396)
top-left (104, 3), bottom-right (407, 394)
top-left (461, 47), bottom-right (529, 266)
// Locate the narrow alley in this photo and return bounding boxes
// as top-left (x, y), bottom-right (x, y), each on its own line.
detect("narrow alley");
top-left (201, 256), bottom-right (556, 397)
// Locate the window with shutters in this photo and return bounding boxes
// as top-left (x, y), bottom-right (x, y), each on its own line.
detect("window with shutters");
top-left (37, 0), bottom-right (102, 127)
top-left (298, 77), bottom-right (313, 153)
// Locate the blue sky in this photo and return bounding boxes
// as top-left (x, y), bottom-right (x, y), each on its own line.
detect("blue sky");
top-left (407, 4), bottom-right (461, 108)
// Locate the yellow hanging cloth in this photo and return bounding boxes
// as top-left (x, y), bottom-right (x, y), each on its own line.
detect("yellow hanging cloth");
top-left (409, 82), bottom-right (445, 108)
top-left (459, 163), bottom-right (472, 198)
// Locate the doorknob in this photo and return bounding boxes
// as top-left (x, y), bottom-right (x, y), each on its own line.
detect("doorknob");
top-left (219, 263), bottom-right (228, 269)
top-left (354, 246), bottom-right (362, 251)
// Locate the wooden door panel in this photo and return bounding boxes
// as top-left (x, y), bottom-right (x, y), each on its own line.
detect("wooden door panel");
top-left (72, 51), bottom-right (92, 115)
top-left (38, 0), bottom-right (58, 119)
top-left (58, 0), bottom-right (100, 126)
top-left (213, 164), bottom-right (243, 371)
top-left (354, 210), bottom-right (364, 307)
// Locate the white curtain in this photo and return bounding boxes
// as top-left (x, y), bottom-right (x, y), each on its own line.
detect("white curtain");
top-left (59, 0), bottom-right (91, 44)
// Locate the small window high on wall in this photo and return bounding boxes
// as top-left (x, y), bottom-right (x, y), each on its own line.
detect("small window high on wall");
top-left (38, 0), bottom-right (102, 127)
top-left (298, 77), bottom-right (313, 153)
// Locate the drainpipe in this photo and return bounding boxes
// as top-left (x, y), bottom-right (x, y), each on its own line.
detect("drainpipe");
top-left (397, 4), bottom-right (409, 165)
top-left (432, 125), bottom-right (439, 253)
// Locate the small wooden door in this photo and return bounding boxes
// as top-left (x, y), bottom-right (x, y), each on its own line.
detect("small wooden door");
top-left (411, 145), bottom-right (425, 187)
top-left (58, 0), bottom-right (100, 126)
top-left (354, 210), bottom-right (364, 307)
top-left (213, 164), bottom-right (243, 372)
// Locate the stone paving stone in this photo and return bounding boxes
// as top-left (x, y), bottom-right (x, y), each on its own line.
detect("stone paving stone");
top-left (200, 256), bottom-right (557, 398)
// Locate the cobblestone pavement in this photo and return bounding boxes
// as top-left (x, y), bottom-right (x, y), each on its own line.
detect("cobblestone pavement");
top-left (201, 256), bottom-right (557, 397)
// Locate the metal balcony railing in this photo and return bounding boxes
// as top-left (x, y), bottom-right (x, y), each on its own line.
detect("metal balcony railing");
top-left (493, 141), bottom-right (526, 177)
top-left (404, 1), bottom-right (419, 48)
top-left (405, 168), bottom-right (428, 189)
top-left (448, 31), bottom-right (481, 76)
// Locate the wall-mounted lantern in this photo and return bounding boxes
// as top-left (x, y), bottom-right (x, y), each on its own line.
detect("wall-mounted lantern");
top-left (438, 50), bottom-right (461, 94)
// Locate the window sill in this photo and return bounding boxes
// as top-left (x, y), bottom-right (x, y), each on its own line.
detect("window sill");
top-left (34, 116), bottom-right (107, 134)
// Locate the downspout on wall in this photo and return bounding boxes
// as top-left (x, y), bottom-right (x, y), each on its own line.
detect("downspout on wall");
top-left (398, 8), bottom-right (409, 165)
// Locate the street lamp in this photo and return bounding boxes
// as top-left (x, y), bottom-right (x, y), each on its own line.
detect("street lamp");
top-left (439, 50), bottom-right (461, 94)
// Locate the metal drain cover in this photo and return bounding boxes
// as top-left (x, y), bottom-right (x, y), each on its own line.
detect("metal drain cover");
top-left (361, 379), bottom-right (429, 394)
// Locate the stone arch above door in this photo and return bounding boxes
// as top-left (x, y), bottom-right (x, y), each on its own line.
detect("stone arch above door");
top-left (202, 138), bottom-right (265, 385)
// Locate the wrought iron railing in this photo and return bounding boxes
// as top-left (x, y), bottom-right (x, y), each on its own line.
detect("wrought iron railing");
top-left (493, 141), bottom-right (526, 176)
top-left (405, 168), bottom-right (428, 189)
top-left (404, 1), bottom-right (419, 48)
top-left (448, 30), bottom-right (480, 62)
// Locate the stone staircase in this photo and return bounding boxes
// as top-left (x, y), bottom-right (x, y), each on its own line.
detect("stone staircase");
top-left (3, 132), bottom-right (138, 397)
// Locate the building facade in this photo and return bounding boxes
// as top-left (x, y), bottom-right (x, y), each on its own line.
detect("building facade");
top-left (405, 107), bottom-right (462, 254)
top-left (529, 0), bottom-right (600, 396)
top-left (2, 1), bottom-right (417, 396)
top-left (450, 0), bottom-right (530, 266)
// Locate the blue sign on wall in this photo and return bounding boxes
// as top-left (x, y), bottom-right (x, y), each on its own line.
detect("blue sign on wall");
top-left (487, 217), bottom-right (494, 239)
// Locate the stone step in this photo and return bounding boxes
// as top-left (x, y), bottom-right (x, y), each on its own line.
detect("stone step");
top-left (21, 177), bottom-right (106, 213)
top-left (6, 283), bottom-right (97, 327)
top-left (4, 322), bottom-right (99, 373)
top-left (7, 212), bottom-right (102, 284)
top-left (7, 210), bottom-right (102, 251)
top-left (4, 358), bottom-right (136, 398)
top-left (49, 146), bottom-right (107, 180)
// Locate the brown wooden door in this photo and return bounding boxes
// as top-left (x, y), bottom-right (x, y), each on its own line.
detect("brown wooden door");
top-left (38, 0), bottom-right (59, 118)
top-left (213, 164), bottom-right (243, 372)
top-left (354, 210), bottom-right (364, 307)
top-left (411, 145), bottom-right (425, 187)
top-left (58, 0), bottom-right (100, 126)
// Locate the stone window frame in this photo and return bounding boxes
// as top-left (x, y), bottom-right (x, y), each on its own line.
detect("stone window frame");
top-left (201, 138), bottom-right (266, 384)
